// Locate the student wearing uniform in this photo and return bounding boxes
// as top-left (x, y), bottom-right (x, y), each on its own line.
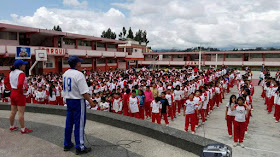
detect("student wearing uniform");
top-left (174, 85), bottom-right (182, 115)
top-left (99, 97), bottom-right (109, 112)
top-left (231, 97), bottom-right (250, 148)
top-left (48, 84), bottom-right (57, 105)
top-left (137, 90), bottom-right (145, 120)
top-left (225, 95), bottom-right (236, 137)
top-left (128, 90), bottom-right (140, 119)
top-left (160, 92), bottom-right (169, 126)
top-left (166, 89), bottom-right (174, 121)
top-left (144, 86), bottom-right (153, 119)
top-left (4, 60), bottom-right (32, 134)
top-left (183, 93), bottom-right (198, 134)
top-left (193, 90), bottom-right (202, 127)
top-left (112, 93), bottom-right (123, 114)
top-left (151, 97), bottom-right (162, 124)
top-left (63, 56), bottom-right (96, 154)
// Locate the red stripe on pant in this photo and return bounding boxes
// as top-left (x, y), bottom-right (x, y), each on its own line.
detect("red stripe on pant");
top-left (275, 105), bottom-right (280, 121)
top-left (200, 109), bottom-right (205, 122)
top-left (123, 106), bottom-right (129, 116)
top-left (195, 110), bottom-right (199, 125)
top-left (233, 120), bottom-right (246, 143)
top-left (139, 106), bottom-right (145, 120)
top-left (145, 101), bottom-right (152, 118)
top-left (129, 112), bottom-right (140, 119)
top-left (152, 113), bottom-right (161, 124)
top-left (168, 105), bottom-right (174, 120)
top-left (226, 115), bottom-right (235, 135)
top-left (172, 102), bottom-right (176, 116)
top-left (176, 100), bottom-right (182, 114)
top-left (161, 113), bottom-right (169, 124)
top-left (216, 94), bottom-right (221, 107)
top-left (267, 97), bottom-right (273, 113)
top-left (185, 113), bottom-right (196, 132)
top-left (245, 110), bottom-right (251, 131)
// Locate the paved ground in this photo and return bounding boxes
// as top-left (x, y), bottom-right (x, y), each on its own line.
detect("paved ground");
top-left (0, 111), bottom-right (197, 157)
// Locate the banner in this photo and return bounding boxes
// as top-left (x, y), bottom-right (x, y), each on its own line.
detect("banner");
top-left (16, 47), bottom-right (31, 59)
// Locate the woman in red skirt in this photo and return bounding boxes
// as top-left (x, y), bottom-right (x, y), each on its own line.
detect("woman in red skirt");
top-left (4, 60), bottom-right (32, 134)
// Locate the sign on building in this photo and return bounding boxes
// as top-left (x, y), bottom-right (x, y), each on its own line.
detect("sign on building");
top-left (16, 47), bottom-right (31, 59)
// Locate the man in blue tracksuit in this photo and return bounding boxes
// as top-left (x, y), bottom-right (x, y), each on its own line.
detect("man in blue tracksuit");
top-left (63, 56), bottom-right (95, 155)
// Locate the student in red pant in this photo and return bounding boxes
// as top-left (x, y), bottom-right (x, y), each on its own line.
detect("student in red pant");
top-left (231, 97), bottom-right (250, 148)
top-left (160, 92), bottom-right (169, 126)
top-left (165, 89), bottom-right (174, 121)
top-left (151, 97), bottom-right (162, 124)
top-left (225, 95), bottom-right (236, 138)
top-left (128, 90), bottom-right (140, 119)
top-left (183, 93), bottom-right (198, 134)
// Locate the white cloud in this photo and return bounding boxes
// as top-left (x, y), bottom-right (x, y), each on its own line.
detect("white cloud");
top-left (1, 0), bottom-right (280, 49)
top-left (63, 0), bottom-right (88, 8)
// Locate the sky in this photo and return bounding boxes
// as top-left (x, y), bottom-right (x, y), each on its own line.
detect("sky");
top-left (0, 0), bottom-right (280, 50)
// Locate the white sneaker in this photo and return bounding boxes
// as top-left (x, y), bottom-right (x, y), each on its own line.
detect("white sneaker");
top-left (178, 113), bottom-right (181, 116)
top-left (195, 125), bottom-right (198, 128)
top-left (275, 121), bottom-right (279, 123)
top-left (240, 143), bottom-right (245, 148)
top-left (251, 109), bottom-right (254, 111)
top-left (166, 124), bottom-right (169, 127)
top-left (245, 131), bottom-right (248, 135)
top-left (233, 142), bottom-right (238, 147)
top-left (191, 131), bottom-right (195, 134)
top-left (202, 122), bottom-right (205, 125)
top-left (229, 135), bottom-right (232, 138)
top-left (273, 117), bottom-right (275, 119)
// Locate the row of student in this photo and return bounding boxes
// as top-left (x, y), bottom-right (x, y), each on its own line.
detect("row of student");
top-left (225, 73), bottom-right (254, 148)
top-left (261, 74), bottom-right (280, 122)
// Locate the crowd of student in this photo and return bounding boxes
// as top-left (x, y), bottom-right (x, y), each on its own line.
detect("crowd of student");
top-left (1, 66), bottom-right (279, 148)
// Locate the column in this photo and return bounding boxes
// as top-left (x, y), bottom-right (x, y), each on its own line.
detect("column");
top-left (105, 43), bottom-right (108, 51)
top-left (75, 39), bottom-right (78, 49)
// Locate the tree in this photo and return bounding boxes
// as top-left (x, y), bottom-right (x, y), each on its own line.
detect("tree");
top-left (142, 30), bottom-right (149, 45)
top-left (134, 29), bottom-right (142, 44)
top-left (53, 25), bottom-right (62, 31)
top-left (127, 27), bottom-right (134, 39)
top-left (101, 28), bottom-right (116, 39)
top-left (122, 27), bottom-right (127, 38)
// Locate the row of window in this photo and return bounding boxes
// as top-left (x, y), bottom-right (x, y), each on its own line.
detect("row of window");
top-left (0, 32), bottom-right (17, 40)
top-left (63, 38), bottom-right (117, 48)
top-left (146, 54), bottom-right (280, 59)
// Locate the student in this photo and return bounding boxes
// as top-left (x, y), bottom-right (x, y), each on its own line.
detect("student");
top-left (122, 89), bottom-right (131, 116)
top-left (183, 93), bottom-right (198, 134)
top-left (174, 85), bottom-right (182, 116)
top-left (165, 89), bottom-right (174, 121)
top-left (137, 90), bottom-right (145, 120)
top-left (48, 84), bottom-right (57, 105)
top-left (128, 90), bottom-right (140, 119)
top-left (99, 97), bottom-right (109, 112)
top-left (34, 86), bottom-right (46, 104)
top-left (274, 89), bottom-right (280, 122)
top-left (215, 82), bottom-right (221, 108)
top-left (225, 95), bottom-right (236, 137)
top-left (144, 86), bottom-right (153, 119)
top-left (160, 92), bottom-right (169, 126)
top-left (231, 97), bottom-right (250, 148)
top-left (150, 97), bottom-right (162, 124)
top-left (112, 93), bottom-right (123, 114)
top-left (193, 90), bottom-right (202, 127)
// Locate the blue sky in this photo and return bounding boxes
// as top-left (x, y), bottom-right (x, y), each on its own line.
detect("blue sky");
top-left (0, 0), bottom-right (280, 49)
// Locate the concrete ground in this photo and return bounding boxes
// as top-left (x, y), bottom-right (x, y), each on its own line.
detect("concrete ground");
top-left (0, 111), bottom-right (197, 157)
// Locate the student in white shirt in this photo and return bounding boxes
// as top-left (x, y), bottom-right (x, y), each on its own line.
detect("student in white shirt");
top-left (183, 93), bottom-right (198, 134)
top-left (225, 95), bottom-right (236, 137)
top-left (174, 85), bottom-right (182, 116)
top-left (128, 90), bottom-right (140, 119)
top-left (99, 97), bottom-right (109, 112)
top-left (150, 97), bottom-right (162, 124)
top-left (231, 97), bottom-right (250, 148)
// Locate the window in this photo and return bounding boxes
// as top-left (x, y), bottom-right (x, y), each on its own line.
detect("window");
top-left (265, 54), bottom-right (280, 58)
top-left (97, 58), bottom-right (105, 64)
top-left (0, 58), bottom-right (16, 66)
top-left (190, 54), bottom-right (199, 60)
top-left (126, 48), bottom-right (133, 55)
top-left (0, 31), bottom-right (17, 40)
top-left (249, 53), bottom-right (262, 58)
top-left (97, 42), bottom-right (105, 47)
top-left (78, 40), bottom-right (91, 46)
top-left (108, 59), bottom-right (117, 63)
top-left (46, 62), bottom-right (53, 68)
top-left (82, 58), bottom-right (92, 64)
top-left (63, 38), bottom-right (75, 45)
top-left (173, 55), bottom-right (184, 58)
top-left (225, 54), bottom-right (242, 58)
top-left (108, 44), bottom-right (117, 48)
top-left (163, 55), bottom-right (171, 58)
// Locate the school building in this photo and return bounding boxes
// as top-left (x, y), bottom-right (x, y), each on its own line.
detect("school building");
top-left (0, 23), bottom-right (146, 76)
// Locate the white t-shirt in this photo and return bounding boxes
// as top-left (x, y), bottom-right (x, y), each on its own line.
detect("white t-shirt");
top-left (63, 69), bottom-right (89, 99)
top-left (184, 100), bottom-right (198, 114)
top-left (174, 90), bottom-right (181, 100)
top-left (150, 100), bottom-right (162, 113)
top-left (234, 105), bottom-right (247, 122)
top-left (100, 102), bottom-right (109, 111)
top-left (226, 102), bottom-right (235, 116)
top-left (129, 96), bottom-right (139, 113)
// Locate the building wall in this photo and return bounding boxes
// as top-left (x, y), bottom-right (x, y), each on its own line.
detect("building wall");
top-left (0, 39), bottom-right (19, 46)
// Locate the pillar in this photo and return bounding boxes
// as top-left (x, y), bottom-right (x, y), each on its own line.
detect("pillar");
top-left (105, 43), bottom-right (108, 51)
top-left (75, 39), bottom-right (78, 49)
top-left (53, 36), bottom-right (58, 47)
top-left (171, 55), bottom-right (173, 61)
